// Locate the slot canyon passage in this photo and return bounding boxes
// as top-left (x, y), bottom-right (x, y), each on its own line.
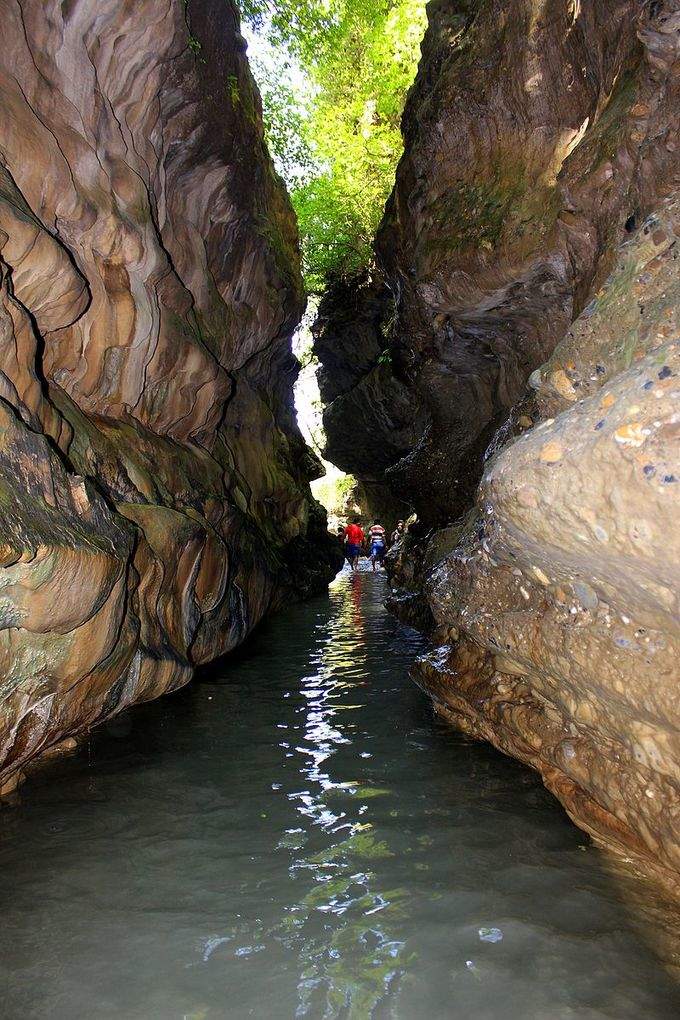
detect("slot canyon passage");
top-left (0, 0), bottom-right (679, 1016)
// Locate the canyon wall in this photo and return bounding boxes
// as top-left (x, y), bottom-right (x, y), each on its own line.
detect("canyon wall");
top-left (315, 0), bottom-right (680, 890)
top-left (0, 0), bottom-right (340, 791)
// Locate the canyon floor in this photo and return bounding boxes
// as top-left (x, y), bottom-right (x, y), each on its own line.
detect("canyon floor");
top-left (1, 567), bottom-right (679, 1019)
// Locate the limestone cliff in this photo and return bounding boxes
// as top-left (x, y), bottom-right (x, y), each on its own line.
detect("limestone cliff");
top-left (316, 0), bottom-right (680, 890)
top-left (0, 0), bottom-right (340, 790)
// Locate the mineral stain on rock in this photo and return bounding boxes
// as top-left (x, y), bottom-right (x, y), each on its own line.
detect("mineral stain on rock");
top-left (0, 0), bottom-right (341, 789)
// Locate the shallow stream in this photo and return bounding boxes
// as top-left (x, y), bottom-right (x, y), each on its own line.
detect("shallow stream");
top-left (0, 567), bottom-right (678, 1018)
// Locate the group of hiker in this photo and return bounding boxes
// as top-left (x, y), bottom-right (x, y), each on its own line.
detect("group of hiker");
top-left (337, 518), bottom-right (405, 572)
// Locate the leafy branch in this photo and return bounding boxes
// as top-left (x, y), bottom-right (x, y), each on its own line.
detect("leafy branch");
top-left (240, 0), bottom-right (428, 290)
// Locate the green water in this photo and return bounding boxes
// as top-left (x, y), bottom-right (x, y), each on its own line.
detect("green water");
top-left (0, 567), bottom-right (677, 1018)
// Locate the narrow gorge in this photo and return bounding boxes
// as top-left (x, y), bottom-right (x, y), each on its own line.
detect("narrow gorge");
top-left (315, 0), bottom-right (680, 896)
top-left (0, 0), bottom-right (679, 1016)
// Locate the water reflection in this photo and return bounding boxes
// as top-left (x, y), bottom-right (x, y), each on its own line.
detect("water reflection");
top-left (266, 567), bottom-right (416, 1016)
top-left (0, 566), bottom-right (678, 1019)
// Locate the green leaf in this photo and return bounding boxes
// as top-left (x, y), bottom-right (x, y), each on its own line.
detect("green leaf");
top-left (240, 0), bottom-right (427, 289)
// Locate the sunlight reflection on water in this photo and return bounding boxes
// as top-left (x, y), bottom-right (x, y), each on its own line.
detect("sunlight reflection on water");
top-left (0, 566), bottom-right (678, 1018)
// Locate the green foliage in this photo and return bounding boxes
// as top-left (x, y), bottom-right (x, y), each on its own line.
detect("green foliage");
top-left (333, 473), bottom-right (358, 507)
top-left (246, 60), bottom-right (316, 190)
top-left (240, 1), bottom-right (427, 292)
top-left (226, 74), bottom-right (240, 105)
top-left (311, 467), bottom-right (359, 518)
top-left (293, 174), bottom-right (374, 291)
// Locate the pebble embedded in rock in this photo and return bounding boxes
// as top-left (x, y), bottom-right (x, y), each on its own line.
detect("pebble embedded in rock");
top-left (572, 581), bottom-right (598, 610)
top-left (550, 369), bottom-right (577, 400)
top-left (532, 566), bottom-right (550, 585)
top-left (614, 423), bottom-right (647, 447)
top-left (539, 441), bottom-right (564, 464)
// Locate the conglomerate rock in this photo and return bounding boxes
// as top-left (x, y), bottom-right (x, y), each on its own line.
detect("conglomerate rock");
top-left (417, 196), bottom-right (680, 891)
top-left (0, 0), bottom-right (340, 789)
top-left (316, 0), bottom-right (680, 890)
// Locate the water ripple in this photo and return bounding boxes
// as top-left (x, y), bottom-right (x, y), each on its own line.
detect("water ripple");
top-left (0, 568), bottom-right (678, 1018)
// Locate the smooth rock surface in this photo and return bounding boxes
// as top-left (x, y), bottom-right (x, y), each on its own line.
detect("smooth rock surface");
top-left (313, 271), bottom-right (428, 519)
top-left (0, 0), bottom-right (340, 786)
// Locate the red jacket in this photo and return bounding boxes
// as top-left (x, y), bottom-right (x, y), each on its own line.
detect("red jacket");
top-left (344, 524), bottom-right (364, 545)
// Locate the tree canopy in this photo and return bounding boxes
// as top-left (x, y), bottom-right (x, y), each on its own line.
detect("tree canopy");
top-left (240, 1), bottom-right (428, 293)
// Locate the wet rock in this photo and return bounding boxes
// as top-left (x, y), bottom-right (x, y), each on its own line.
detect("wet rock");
top-left (418, 226), bottom-right (680, 894)
top-left (0, 0), bottom-right (341, 787)
top-left (0, 770), bottom-right (26, 799)
top-left (34, 738), bottom-right (79, 763)
top-left (313, 271), bottom-right (427, 520)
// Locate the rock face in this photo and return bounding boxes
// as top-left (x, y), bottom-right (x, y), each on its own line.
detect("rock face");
top-left (313, 272), bottom-right (427, 521)
top-left (316, 0), bottom-right (680, 890)
top-left (0, 0), bottom-right (340, 788)
top-left (317, 0), bottom-right (679, 525)
top-left (420, 196), bottom-right (680, 892)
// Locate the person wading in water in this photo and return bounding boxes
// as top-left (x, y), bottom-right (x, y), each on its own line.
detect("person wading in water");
top-left (336, 525), bottom-right (351, 567)
top-left (343, 518), bottom-right (365, 571)
top-left (368, 520), bottom-right (387, 571)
